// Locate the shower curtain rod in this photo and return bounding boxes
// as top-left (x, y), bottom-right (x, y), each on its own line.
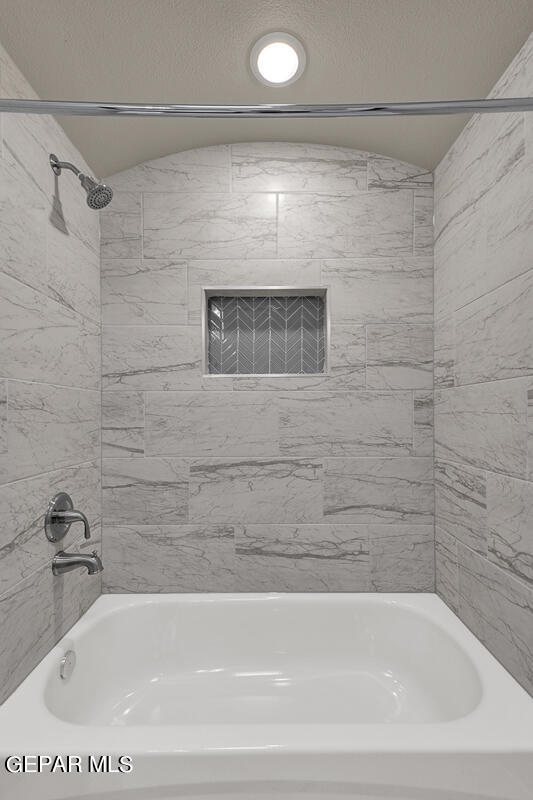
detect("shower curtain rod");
top-left (0, 97), bottom-right (532, 117)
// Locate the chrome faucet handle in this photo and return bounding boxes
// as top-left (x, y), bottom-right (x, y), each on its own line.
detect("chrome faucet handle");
top-left (45, 493), bottom-right (91, 543)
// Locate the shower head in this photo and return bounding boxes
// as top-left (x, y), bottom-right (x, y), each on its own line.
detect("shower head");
top-left (49, 153), bottom-right (113, 210)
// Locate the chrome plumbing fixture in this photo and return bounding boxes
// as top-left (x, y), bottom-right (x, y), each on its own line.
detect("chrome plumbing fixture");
top-left (49, 153), bottom-right (113, 209)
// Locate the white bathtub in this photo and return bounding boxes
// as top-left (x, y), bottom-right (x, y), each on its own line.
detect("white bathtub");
top-left (1, 593), bottom-right (533, 799)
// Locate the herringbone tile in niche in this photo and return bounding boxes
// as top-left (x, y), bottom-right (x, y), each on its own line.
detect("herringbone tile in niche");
top-left (207, 295), bottom-right (325, 375)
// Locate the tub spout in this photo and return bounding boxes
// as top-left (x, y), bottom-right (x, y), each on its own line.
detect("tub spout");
top-left (52, 550), bottom-right (103, 576)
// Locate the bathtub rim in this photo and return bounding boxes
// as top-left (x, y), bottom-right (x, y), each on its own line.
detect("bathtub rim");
top-left (1, 592), bottom-right (533, 755)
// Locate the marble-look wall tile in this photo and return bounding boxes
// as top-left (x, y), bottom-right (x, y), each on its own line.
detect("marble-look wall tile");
top-left (369, 525), bottom-right (434, 591)
top-left (457, 543), bottom-right (533, 696)
top-left (487, 472), bottom-right (533, 586)
top-left (0, 381), bottom-right (100, 484)
top-left (0, 158), bottom-right (47, 294)
top-left (322, 258), bottom-right (432, 324)
top-left (278, 190), bottom-right (414, 258)
top-left (103, 525), bottom-right (236, 592)
top-left (102, 325), bottom-right (231, 391)
top-left (435, 379), bottom-right (528, 477)
top-left (143, 193), bottom-right (277, 259)
top-left (0, 43), bottom-right (101, 707)
top-left (0, 553), bottom-right (100, 703)
top-left (413, 391), bottom-right (434, 456)
top-left (102, 457), bottom-right (188, 525)
top-left (100, 192), bottom-right (142, 259)
top-left (100, 141), bottom-right (435, 597)
top-left (102, 259), bottom-right (188, 325)
top-left (189, 459), bottom-right (323, 524)
top-left (279, 392), bottom-right (413, 456)
top-left (0, 381), bottom-right (6, 454)
top-left (231, 142), bottom-right (367, 193)
top-left (529, 382), bottom-right (533, 481)
top-left (367, 156), bottom-right (433, 190)
top-left (435, 527), bottom-right (459, 613)
top-left (187, 259), bottom-right (321, 324)
top-left (102, 391), bottom-right (145, 458)
top-left (434, 314), bottom-right (455, 388)
top-left (324, 458), bottom-right (433, 523)
top-left (413, 189), bottom-right (434, 256)
top-left (146, 392), bottom-right (279, 457)
top-left (108, 146), bottom-right (230, 193)
top-left (0, 461), bottom-right (101, 594)
top-left (0, 272), bottom-right (100, 390)
top-left (366, 324), bottom-right (433, 390)
top-left (454, 270), bottom-right (532, 385)
top-left (434, 35), bottom-right (533, 696)
top-left (234, 524), bottom-right (370, 591)
top-left (47, 216), bottom-right (101, 323)
top-left (434, 460), bottom-right (486, 553)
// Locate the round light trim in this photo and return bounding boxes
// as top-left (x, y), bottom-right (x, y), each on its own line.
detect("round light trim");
top-left (250, 32), bottom-right (306, 87)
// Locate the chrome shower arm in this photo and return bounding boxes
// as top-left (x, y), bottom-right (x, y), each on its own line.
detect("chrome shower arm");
top-left (49, 154), bottom-right (81, 176)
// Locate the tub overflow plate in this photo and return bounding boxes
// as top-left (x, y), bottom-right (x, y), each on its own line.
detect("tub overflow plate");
top-left (59, 650), bottom-right (76, 680)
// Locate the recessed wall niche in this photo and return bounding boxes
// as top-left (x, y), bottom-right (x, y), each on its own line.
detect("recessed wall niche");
top-left (204, 288), bottom-right (328, 375)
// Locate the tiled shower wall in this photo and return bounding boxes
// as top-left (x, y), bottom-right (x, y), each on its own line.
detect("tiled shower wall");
top-left (100, 141), bottom-right (435, 592)
top-left (0, 44), bottom-right (101, 703)
top-left (434, 34), bottom-right (533, 695)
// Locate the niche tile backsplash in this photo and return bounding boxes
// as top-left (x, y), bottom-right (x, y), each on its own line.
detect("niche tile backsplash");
top-left (101, 140), bottom-right (434, 594)
top-left (207, 294), bottom-right (326, 375)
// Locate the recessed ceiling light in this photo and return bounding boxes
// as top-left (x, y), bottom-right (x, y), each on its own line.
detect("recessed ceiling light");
top-left (250, 32), bottom-right (306, 87)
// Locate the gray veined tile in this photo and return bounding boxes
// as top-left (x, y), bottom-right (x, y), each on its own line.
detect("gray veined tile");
top-left (457, 542), bottom-right (533, 697)
top-left (231, 142), bottom-right (367, 193)
top-left (102, 525), bottom-right (236, 593)
top-left (100, 192), bottom-right (142, 259)
top-left (324, 458), bottom-right (434, 524)
top-left (102, 392), bottom-right (145, 458)
top-left (0, 41), bottom-right (39, 100)
top-left (278, 190), bottom-right (414, 259)
top-left (366, 324), bottom-right (433, 390)
top-left (187, 259), bottom-right (321, 325)
top-left (0, 461), bottom-right (101, 594)
top-left (107, 145), bottom-right (230, 192)
top-left (102, 458), bottom-right (188, 525)
top-left (413, 188), bottom-right (434, 256)
top-left (143, 192), bottom-right (277, 260)
top-left (102, 259), bottom-right (188, 325)
top-left (434, 379), bottom-right (529, 477)
top-left (367, 156), bottom-right (433, 190)
top-left (0, 157), bottom-right (47, 294)
top-left (0, 381), bottom-right (100, 485)
top-left (435, 460), bottom-right (487, 554)
top-left (145, 392), bottom-right (279, 457)
top-left (454, 269), bottom-right (533, 385)
top-left (0, 271), bottom-right (100, 390)
top-left (0, 554), bottom-right (99, 704)
top-left (434, 314), bottom-right (455, 388)
top-left (322, 257), bottom-right (432, 324)
top-left (369, 525), bottom-right (434, 591)
top-left (413, 391), bottom-right (434, 457)
top-left (487, 473), bottom-right (533, 587)
top-left (279, 392), bottom-right (413, 457)
top-left (529, 382), bottom-right (533, 481)
top-left (0, 382), bottom-right (6, 454)
top-left (189, 459), bottom-right (323, 524)
top-left (234, 524), bottom-right (370, 592)
top-left (47, 223), bottom-right (101, 323)
top-left (102, 325), bottom-right (231, 391)
top-left (435, 527), bottom-right (459, 613)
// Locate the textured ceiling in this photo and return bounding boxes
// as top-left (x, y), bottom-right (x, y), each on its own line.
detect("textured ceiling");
top-left (0, 0), bottom-right (532, 176)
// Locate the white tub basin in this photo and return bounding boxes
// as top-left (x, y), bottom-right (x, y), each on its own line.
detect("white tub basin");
top-left (1, 593), bottom-right (533, 800)
top-left (45, 594), bottom-right (481, 726)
